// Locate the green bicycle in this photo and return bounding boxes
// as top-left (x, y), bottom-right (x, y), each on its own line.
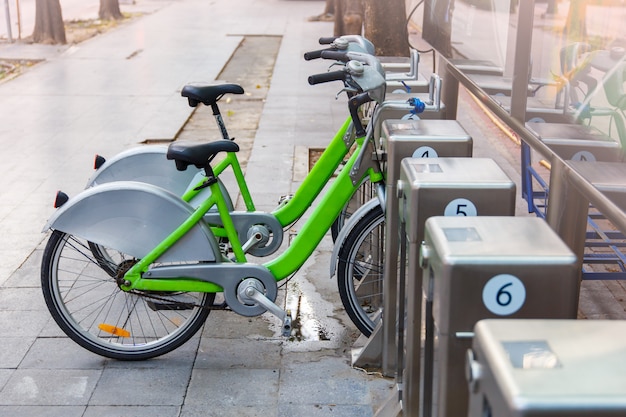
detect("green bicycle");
top-left (40, 57), bottom-right (391, 360)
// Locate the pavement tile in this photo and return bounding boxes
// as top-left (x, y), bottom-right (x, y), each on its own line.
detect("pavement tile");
top-left (184, 368), bottom-right (279, 408)
top-left (0, 369), bottom-right (13, 391)
top-left (180, 404), bottom-right (277, 417)
top-left (89, 366), bottom-right (191, 406)
top-left (18, 338), bottom-right (107, 370)
top-left (0, 369), bottom-right (101, 406)
top-left (278, 403), bottom-right (375, 417)
top-left (83, 405), bottom-right (180, 417)
top-left (2, 248), bottom-right (43, 288)
top-left (279, 356), bottom-right (372, 407)
top-left (0, 287), bottom-right (47, 311)
top-left (0, 405), bottom-right (86, 417)
top-left (200, 310), bottom-right (276, 339)
top-left (194, 337), bottom-right (282, 369)
top-left (0, 337), bottom-right (35, 369)
top-left (0, 310), bottom-right (49, 337)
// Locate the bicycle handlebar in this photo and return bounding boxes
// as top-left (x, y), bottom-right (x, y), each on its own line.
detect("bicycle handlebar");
top-left (304, 47), bottom-right (336, 61)
top-left (308, 70), bottom-right (346, 85)
top-left (320, 50), bottom-right (350, 63)
top-left (318, 36), bottom-right (338, 45)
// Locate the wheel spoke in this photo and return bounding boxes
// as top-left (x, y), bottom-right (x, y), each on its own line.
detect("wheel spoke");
top-left (336, 203), bottom-right (385, 336)
top-left (41, 231), bottom-right (215, 360)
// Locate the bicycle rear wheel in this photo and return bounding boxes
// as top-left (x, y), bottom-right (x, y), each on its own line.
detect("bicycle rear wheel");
top-left (336, 203), bottom-right (385, 336)
top-left (41, 230), bottom-right (214, 360)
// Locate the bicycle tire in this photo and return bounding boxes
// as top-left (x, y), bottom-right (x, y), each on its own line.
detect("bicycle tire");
top-left (336, 203), bottom-right (385, 336)
top-left (41, 230), bottom-right (214, 360)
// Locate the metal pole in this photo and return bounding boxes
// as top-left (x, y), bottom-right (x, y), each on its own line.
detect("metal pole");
top-left (15, 0), bottom-right (20, 40)
top-left (4, 0), bottom-right (12, 42)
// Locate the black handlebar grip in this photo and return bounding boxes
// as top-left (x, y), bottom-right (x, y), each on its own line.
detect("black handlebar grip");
top-left (319, 36), bottom-right (338, 45)
top-left (308, 70), bottom-right (346, 85)
top-left (320, 50), bottom-right (349, 62)
top-left (304, 47), bottom-right (335, 61)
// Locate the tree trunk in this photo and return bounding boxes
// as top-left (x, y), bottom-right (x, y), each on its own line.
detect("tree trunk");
top-left (99, 0), bottom-right (124, 20)
top-left (363, 0), bottom-right (409, 56)
top-left (563, 0), bottom-right (587, 42)
top-left (32, 0), bottom-right (66, 44)
top-left (333, 0), bottom-right (363, 37)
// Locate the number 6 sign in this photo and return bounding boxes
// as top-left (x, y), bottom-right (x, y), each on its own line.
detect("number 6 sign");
top-left (482, 274), bottom-right (526, 315)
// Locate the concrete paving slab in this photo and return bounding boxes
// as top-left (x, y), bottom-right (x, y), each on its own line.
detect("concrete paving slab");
top-left (83, 405), bottom-right (180, 417)
top-left (185, 368), bottom-right (279, 407)
top-left (200, 310), bottom-right (276, 339)
top-left (278, 403), bottom-right (375, 417)
top-left (279, 355), bottom-right (372, 406)
top-left (195, 337), bottom-right (282, 369)
top-left (0, 287), bottom-right (47, 310)
top-left (89, 366), bottom-right (192, 406)
top-left (19, 338), bottom-right (107, 369)
top-left (181, 403), bottom-right (276, 417)
top-left (0, 311), bottom-right (49, 337)
top-left (0, 405), bottom-right (86, 417)
top-left (0, 369), bottom-right (101, 405)
top-left (0, 337), bottom-right (35, 368)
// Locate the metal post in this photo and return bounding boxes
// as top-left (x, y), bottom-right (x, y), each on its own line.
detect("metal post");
top-left (4, 0), bottom-right (12, 42)
top-left (15, 0), bottom-right (20, 40)
top-left (438, 54), bottom-right (458, 120)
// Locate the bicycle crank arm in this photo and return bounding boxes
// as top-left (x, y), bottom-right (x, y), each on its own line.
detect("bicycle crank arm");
top-left (238, 278), bottom-right (292, 337)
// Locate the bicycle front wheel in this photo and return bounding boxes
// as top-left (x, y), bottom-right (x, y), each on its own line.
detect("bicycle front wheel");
top-left (336, 203), bottom-right (385, 337)
top-left (41, 230), bottom-right (214, 360)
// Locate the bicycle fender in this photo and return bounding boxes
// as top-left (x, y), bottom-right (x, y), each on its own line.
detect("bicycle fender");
top-left (86, 145), bottom-right (234, 210)
top-left (329, 198), bottom-right (381, 278)
top-left (86, 145), bottom-right (201, 195)
top-left (43, 181), bottom-right (221, 263)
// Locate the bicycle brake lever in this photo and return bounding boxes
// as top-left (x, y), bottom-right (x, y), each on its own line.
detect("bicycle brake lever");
top-left (336, 86), bottom-right (358, 99)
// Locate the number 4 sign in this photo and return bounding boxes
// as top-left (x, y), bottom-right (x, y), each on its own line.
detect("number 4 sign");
top-left (482, 274), bottom-right (526, 315)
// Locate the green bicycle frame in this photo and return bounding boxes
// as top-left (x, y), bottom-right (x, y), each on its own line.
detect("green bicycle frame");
top-left (180, 150), bottom-right (256, 212)
top-left (179, 117), bottom-right (354, 226)
top-left (122, 127), bottom-right (383, 293)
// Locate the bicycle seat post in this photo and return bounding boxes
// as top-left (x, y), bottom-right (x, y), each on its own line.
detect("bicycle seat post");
top-left (211, 102), bottom-right (232, 141)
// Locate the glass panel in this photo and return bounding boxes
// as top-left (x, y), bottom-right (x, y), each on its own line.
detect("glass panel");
top-left (529, 1), bottom-right (625, 150)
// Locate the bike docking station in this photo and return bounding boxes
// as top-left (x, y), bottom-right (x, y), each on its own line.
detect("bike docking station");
top-left (373, 156), bottom-right (519, 417)
top-left (351, 120), bottom-right (473, 373)
top-left (415, 216), bottom-right (579, 417)
top-left (466, 319), bottom-right (626, 417)
top-left (525, 121), bottom-right (625, 163)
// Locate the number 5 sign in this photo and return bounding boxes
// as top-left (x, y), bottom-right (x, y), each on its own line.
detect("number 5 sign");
top-left (482, 274), bottom-right (526, 315)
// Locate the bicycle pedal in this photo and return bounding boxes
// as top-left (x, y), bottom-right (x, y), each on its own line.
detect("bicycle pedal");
top-left (282, 310), bottom-right (293, 337)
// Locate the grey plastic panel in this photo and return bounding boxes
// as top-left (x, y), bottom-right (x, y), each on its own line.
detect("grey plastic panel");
top-left (45, 181), bottom-right (220, 262)
top-left (86, 145), bottom-right (202, 195)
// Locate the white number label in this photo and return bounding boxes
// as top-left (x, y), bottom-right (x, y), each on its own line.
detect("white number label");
top-left (482, 274), bottom-right (526, 315)
top-left (444, 198), bottom-right (477, 216)
top-left (571, 150), bottom-right (596, 162)
top-left (412, 146), bottom-right (438, 158)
